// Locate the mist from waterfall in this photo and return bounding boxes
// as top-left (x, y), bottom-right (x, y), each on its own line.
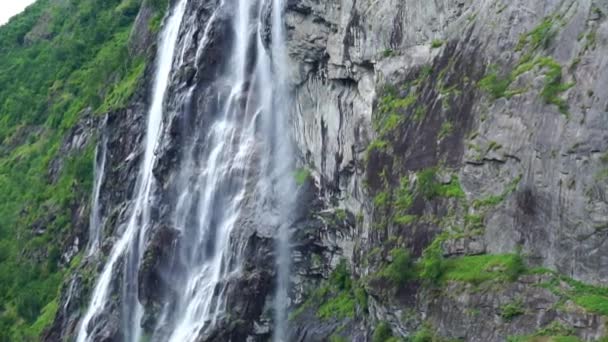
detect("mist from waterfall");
top-left (76, 0), bottom-right (295, 340)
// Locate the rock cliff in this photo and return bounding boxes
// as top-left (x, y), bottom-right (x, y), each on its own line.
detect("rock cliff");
top-left (42, 0), bottom-right (608, 341)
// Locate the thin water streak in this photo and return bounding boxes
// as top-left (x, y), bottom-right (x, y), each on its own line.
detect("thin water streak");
top-left (87, 115), bottom-right (108, 256)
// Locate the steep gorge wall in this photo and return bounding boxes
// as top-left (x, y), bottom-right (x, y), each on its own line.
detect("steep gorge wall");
top-left (284, 0), bottom-right (608, 340)
top-left (40, 0), bottom-right (608, 341)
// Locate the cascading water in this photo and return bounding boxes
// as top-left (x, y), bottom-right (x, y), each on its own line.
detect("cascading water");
top-left (86, 115), bottom-right (108, 256)
top-left (76, 1), bottom-right (188, 341)
top-left (268, 0), bottom-right (294, 340)
top-left (77, 0), bottom-right (295, 340)
top-left (153, 0), bottom-right (296, 339)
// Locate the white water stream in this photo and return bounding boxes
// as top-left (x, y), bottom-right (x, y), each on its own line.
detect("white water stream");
top-left (77, 0), bottom-right (294, 340)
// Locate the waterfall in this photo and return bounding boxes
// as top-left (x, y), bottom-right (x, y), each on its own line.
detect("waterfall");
top-left (269, 0), bottom-right (294, 340)
top-left (157, 0), bottom-right (296, 338)
top-left (86, 115), bottom-right (108, 256)
top-left (76, 0), bottom-right (295, 340)
top-left (76, 1), bottom-right (188, 341)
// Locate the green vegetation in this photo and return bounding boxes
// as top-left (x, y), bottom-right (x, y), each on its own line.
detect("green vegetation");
top-left (335, 208), bottom-right (347, 222)
top-left (479, 56), bottom-right (573, 112)
top-left (372, 322), bottom-right (401, 342)
top-left (413, 105), bottom-right (427, 122)
top-left (383, 48), bottom-right (395, 58)
top-left (0, 0), bottom-right (165, 339)
top-left (463, 213), bottom-right (485, 234)
top-left (574, 295), bottom-right (608, 315)
top-left (600, 151), bottom-right (608, 164)
top-left (317, 290), bottom-right (356, 320)
top-left (517, 17), bottom-right (557, 50)
top-left (538, 271), bottom-right (608, 316)
top-left (366, 139), bottom-right (390, 161)
top-left (431, 39), bottom-right (444, 49)
top-left (374, 191), bottom-right (391, 208)
top-left (438, 121), bottom-right (453, 140)
top-left (395, 178), bottom-right (414, 210)
top-left (472, 175), bottom-right (521, 208)
top-left (410, 325), bottom-right (439, 342)
top-left (294, 168), bottom-right (312, 186)
top-left (393, 177), bottom-right (417, 225)
top-left (372, 67), bottom-right (435, 138)
top-left (416, 168), bottom-right (465, 200)
top-left (370, 167), bottom-right (466, 234)
top-left (372, 170), bottom-right (463, 229)
top-left (418, 234), bottom-right (446, 284)
top-left (99, 57), bottom-right (146, 112)
top-left (292, 260), bottom-right (368, 322)
top-left (329, 334), bottom-right (348, 342)
top-left (147, 0), bottom-right (169, 33)
top-left (374, 87), bottom-right (416, 135)
top-left (316, 261), bottom-right (368, 320)
top-left (480, 14), bottom-right (574, 114)
top-left (536, 57), bottom-right (574, 114)
top-left (507, 322), bottom-right (583, 342)
top-left (377, 248), bottom-right (415, 287)
top-left (478, 66), bottom-right (512, 99)
top-left (500, 299), bottom-right (525, 320)
top-left (441, 253), bottom-right (524, 285)
top-left (418, 234), bottom-right (524, 286)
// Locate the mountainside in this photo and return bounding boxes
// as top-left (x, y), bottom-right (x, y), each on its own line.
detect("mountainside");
top-left (0, 0), bottom-right (607, 341)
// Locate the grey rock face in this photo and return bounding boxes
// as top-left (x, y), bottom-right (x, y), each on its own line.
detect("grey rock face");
top-left (281, 0), bottom-right (608, 340)
top-left (424, 275), bottom-right (606, 341)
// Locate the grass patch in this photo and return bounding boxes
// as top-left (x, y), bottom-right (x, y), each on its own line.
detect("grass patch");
top-left (442, 254), bottom-right (525, 285)
top-left (536, 57), bottom-right (574, 114)
top-left (376, 248), bottom-right (416, 287)
top-left (526, 18), bottom-right (557, 50)
top-left (574, 295), bottom-right (608, 315)
top-left (438, 121), bottom-right (454, 140)
top-left (478, 66), bottom-right (512, 99)
top-left (418, 234), bottom-right (447, 284)
top-left (535, 269), bottom-right (608, 317)
top-left (372, 322), bottom-right (401, 342)
top-left (413, 105), bottom-right (426, 122)
top-left (394, 214), bottom-right (417, 225)
top-left (99, 57), bottom-right (146, 112)
top-left (317, 291), bottom-right (356, 320)
top-left (329, 334), bottom-right (348, 342)
top-left (431, 39), bottom-right (444, 48)
top-left (373, 85), bottom-right (419, 136)
top-left (395, 177), bottom-right (414, 211)
top-left (292, 260), bottom-right (368, 321)
top-left (478, 56), bottom-right (572, 115)
top-left (382, 48), bottom-right (395, 58)
top-left (365, 139), bottom-right (389, 162)
top-left (500, 299), bottom-right (525, 320)
top-left (508, 322), bottom-right (582, 342)
top-left (374, 191), bottom-right (391, 208)
top-left (294, 168), bottom-right (312, 186)
top-left (416, 168), bottom-right (465, 199)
